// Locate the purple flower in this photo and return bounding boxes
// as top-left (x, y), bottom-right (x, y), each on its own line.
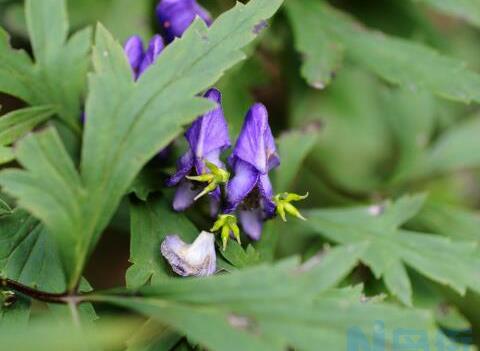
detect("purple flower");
top-left (167, 88), bottom-right (230, 213)
top-left (124, 35), bottom-right (165, 80)
top-left (225, 103), bottom-right (280, 240)
top-left (156, 0), bottom-right (212, 43)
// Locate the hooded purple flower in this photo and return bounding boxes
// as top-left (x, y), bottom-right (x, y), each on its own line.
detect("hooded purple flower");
top-left (225, 103), bottom-right (280, 240)
top-left (167, 88), bottom-right (230, 212)
top-left (124, 34), bottom-right (165, 80)
top-left (156, 0), bottom-right (212, 43)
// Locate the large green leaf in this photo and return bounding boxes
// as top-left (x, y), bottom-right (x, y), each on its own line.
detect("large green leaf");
top-left (0, 0), bottom-right (284, 290)
top-left (287, 0), bottom-right (480, 103)
top-left (302, 194), bottom-right (480, 306)
top-left (100, 246), bottom-right (446, 351)
top-left (0, 0), bottom-right (91, 131)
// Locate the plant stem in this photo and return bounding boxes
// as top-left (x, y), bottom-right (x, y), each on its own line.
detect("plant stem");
top-left (0, 277), bottom-right (86, 305)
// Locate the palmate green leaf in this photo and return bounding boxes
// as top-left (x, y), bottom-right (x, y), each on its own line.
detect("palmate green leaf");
top-left (0, 0), bottom-right (284, 290)
top-left (287, 0), bottom-right (480, 103)
top-left (285, 0), bottom-right (344, 89)
top-left (0, 0), bottom-right (90, 131)
top-left (100, 246), bottom-right (445, 351)
top-left (415, 0), bottom-right (480, 28)
top-left (302, 194), bottom-right (480, 306)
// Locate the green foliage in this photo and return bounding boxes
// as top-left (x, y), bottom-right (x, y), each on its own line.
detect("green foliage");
top-left (0, 0), bottom-right (91, 132)
top-left (302, 194), bottom-right (480, 306)
top-left (288, 0), bottom-right (480, 103)
top-left (100, 246), bottom-right (442, 351)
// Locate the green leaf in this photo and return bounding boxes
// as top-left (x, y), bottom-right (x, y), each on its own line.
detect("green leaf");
top-left (0, 0), bottom-right (284, 290)
top-left (221, 241), bottom-right (261, 268)
top-left (290, 0), bottom-right (480, 104)
top-left (302, 194), bottom-right (480, 306)
top-left (0, 128), bottom-right (84, 280)
top-left (415, 0), bottom-right (480, 28)
top-left (0, 0), bottom-right (90, 131)
top-left (127, 196), bottom-right (198, 289)
top-left (0, 105), bottom-right (56, 146)
top-left (274, 129), bottom-right (318, 192)
top-left (0, 209), bottom-right (66, 292)
top-left (285, 0), bottom-right (344, 89)
top-left (0, 209), bottom-right (65, 325)
top-left (100, 247), bottom-right (442, 351)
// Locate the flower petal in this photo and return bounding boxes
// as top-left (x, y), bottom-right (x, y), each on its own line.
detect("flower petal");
top-left (156, 0), bottom-right (212, 43)
top-left (172, 180), bottom-right (199, 211)
top-left (225, 159), bottom-right (259, 212)
top-left (231, 103), bottom-right (279, 174)
top-left (161, 231), bottom-right (216, 277)
top-left (186, 88), bottom-right (230, 163)
top-left (166, 149), bottom-right (194, 186)
top-left (124, 35), bottom-right (144, 79)
top-left (258, 173), bottom-right (276, 218)
top-left (239, 209), bottom-right (263, 240)
top-left (138, 34), bottom-right (165, 77)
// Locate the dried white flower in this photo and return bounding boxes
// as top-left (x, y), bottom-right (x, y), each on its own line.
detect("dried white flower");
top-left (160, 231), bottom-right (216, 277)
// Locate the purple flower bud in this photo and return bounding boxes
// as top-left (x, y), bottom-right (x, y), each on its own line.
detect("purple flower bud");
top-left (156, 0), bottom-right (212, 43)
top-left (167, 88), bottom-right (230, 212)
top-left (225, 103), bottom-right (280, 240)
top-left (123, 35), bottom-right (165, 80)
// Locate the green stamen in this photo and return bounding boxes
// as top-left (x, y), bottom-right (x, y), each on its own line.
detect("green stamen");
top-left (210, 214), bottom-right (241, 250)
top-left (273, 192), bottom-right (309, 222)
top-left (186, 160), bottom-right (230, 201)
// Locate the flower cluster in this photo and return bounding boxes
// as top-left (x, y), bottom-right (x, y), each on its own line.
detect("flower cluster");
top-left (123, 0), bottom-right (211, 78)
top-left (167, 97), bottom-right (308, 250)
top-left (124, 0), bottom-right (307, 277)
